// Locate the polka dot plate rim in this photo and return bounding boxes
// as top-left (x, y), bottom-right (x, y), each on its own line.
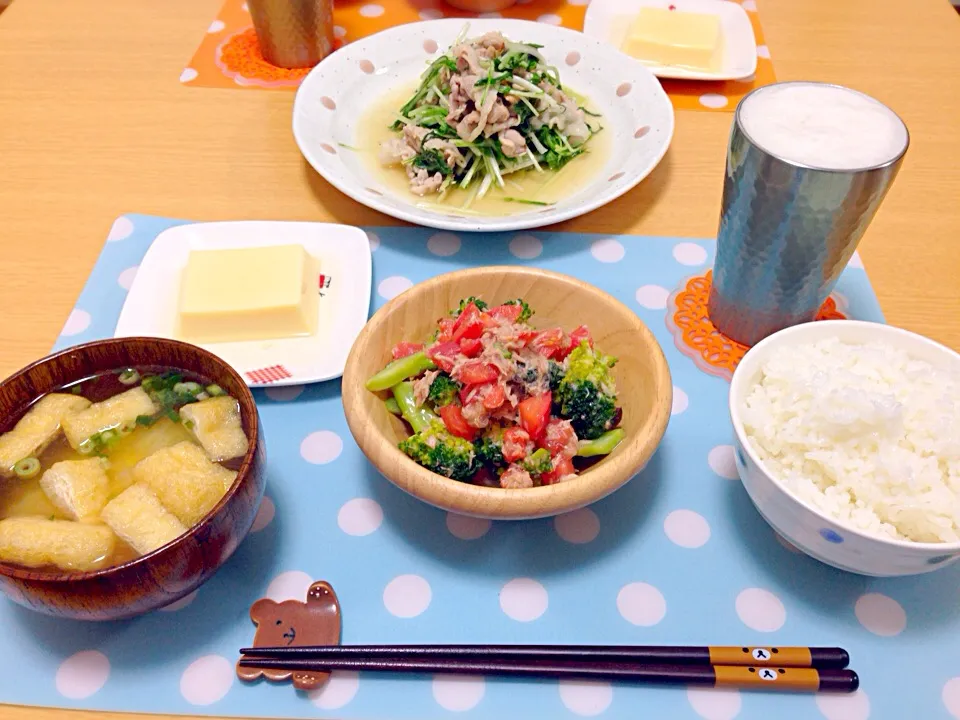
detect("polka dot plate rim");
top-left (292, 18), bottom-right (674, 233)
top-left (583, 0), bottom-right (758, 82)
top-left (113, 220), bottom-right (372, 387)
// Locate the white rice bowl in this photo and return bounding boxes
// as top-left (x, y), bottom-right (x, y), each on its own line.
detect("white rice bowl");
top-left (740, 335), bottom-right (960, 544)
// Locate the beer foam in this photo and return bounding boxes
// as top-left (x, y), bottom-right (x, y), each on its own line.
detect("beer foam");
top-left (738, 82), bottom-right (908, 171)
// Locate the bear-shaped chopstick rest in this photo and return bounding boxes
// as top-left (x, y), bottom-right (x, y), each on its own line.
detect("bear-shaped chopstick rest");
top-left (236, 580), bottom-right (341, 690)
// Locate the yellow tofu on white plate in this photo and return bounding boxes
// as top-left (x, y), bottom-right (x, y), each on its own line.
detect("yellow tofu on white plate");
top-left (0, 516), bottom-right (115, 572)
top-left (180, 396), bottom-right (248, 462)
top-left (101, 484), bottom-right (187, 555)
top-left (0, 394), bottom-right (91, 477)
top-left (132, 441), bottom-right (236, 526)
top-left (39, 458), bottom-right (110, 521)
top-left (62, 387), bottom-right (158, 450)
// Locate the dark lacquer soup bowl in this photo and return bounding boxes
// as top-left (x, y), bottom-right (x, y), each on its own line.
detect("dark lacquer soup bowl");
top-left (0, 337), bottom-right (266, 620)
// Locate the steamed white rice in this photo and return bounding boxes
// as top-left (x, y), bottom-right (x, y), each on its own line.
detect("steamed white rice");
top-left (742, 337), bottom-right (960, 543)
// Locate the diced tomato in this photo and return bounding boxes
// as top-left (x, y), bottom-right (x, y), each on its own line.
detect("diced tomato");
top-left (459, 337), bottom-right (483, 358)
top-left (530, 328), bottom-right (565, 359)
top-left (502, 428), bottom-right (531, 463)
top-left (541, 419), bottom-right (577, 458)
top-left (541, 455), bottom-right (575, 485)
top-left (558, 325), bottom-right (593, 360)
top-left (478, 311), bottom-right (500, 328)
top-left (391, 341), bottom-right (424, 360)
top-left (438, 404), bottom-right (477, 441)
top-left (436, 318), bottom-right (456, 343)
top-left (426, 341), bottom-right (460, 372)
top-left (452, 303), bottom-right (484, 342)
top-left (457, 361), bottom-right (499, 386)
top-left (518, 392), bottom-right (552, 441)
top-left (481, 384), bottom-right (505, 410)
top-left (487, 303), bottom-right (523, 323)
top-left (516, 329), bottom-right (538, 346)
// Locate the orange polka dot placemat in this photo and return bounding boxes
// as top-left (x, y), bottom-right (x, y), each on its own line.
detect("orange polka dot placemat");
top-left (182, 0), bottom-right (776, 112)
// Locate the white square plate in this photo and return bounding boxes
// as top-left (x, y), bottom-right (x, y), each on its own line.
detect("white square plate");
top-left (584, 0), bottom-right (757, 81)
top-left (114, 221), bottom-right (372, 387)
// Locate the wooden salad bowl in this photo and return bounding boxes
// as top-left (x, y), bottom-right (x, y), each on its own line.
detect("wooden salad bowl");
top-left (342, 266), bottom-right (673, 520)
top-left (0, 337), bottom-right (266, 620)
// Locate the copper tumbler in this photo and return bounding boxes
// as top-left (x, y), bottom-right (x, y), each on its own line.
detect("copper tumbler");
top-left (248, 0), bottom-right (335, 69)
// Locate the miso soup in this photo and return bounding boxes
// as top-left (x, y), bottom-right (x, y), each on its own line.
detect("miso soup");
top-left (0, 367), bottom-right (249, 573)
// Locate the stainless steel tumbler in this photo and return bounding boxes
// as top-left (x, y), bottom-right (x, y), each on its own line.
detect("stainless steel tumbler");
top-left (248, 0), bottom-right (335, 69)
top-left (707, 81), bottom-right (909, 346)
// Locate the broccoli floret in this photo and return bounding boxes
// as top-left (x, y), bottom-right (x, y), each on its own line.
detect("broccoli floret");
top-left (556, 342), bottom-right (620, 440)
top-left (451, 296), bottom-right (488, 316)
top-left (399, 420), bottom-right (476, 481)
top-left (428, 372), bottom-right (459, 407)
top-left (503, 298), bottom-right (534, 323)
top-left (474, 427), bottom-right (506, 470)
top-left (521, 448), bottom-right (552, 477)
top-left (547, 361), bottom-right (565, 391)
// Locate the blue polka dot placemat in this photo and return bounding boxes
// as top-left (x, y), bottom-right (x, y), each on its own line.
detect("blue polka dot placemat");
top-left (3, 213), bottom-right (959, 720)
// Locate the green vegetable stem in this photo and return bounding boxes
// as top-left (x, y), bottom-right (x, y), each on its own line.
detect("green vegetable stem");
top-left (391, 382), bottom-right (439, 433)
top-left (366, 351), bottom-right (437, 392)
top-left (576, 429), bottom-right (625, 458)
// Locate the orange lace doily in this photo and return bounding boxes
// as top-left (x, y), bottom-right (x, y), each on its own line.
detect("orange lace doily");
top-left (666, 271), bottom-right (848, 382)
top-left (215, 28), bottom-right (334, 88)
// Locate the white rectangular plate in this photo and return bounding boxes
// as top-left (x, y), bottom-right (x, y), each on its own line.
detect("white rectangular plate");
top-left (114, 221), bottom-right (372, 387)
top-left (584, 0), bottom-right (758, 81)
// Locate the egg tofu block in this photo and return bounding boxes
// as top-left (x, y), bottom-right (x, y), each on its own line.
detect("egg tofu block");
top-left (0, 517), bottom-right (115, 572)
top-left (62, 387), bottom-right (158, 450)
top-left (39, 458), bottom-right (110, 521)
top-left (180, 396), bottom-right (248, 462)
top-left (132, 441), bottom-right (237, 526)
top-left (101, 485), bottom-right (187, 555)
top-left (0, 394), bottom-right (91, 477)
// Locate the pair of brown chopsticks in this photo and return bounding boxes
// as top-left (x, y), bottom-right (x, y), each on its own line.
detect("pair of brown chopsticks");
top-left (238, 644), bottom-right (859, 693)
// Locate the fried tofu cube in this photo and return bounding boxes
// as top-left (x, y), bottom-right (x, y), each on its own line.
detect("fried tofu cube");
top-left (62, 387), bottom-right (158, 450)
top-left (0, 517), bottom-right (115, 572)
top-left (132, 441), bottom-right (236, 526)
top-left (101, 484), bottom-right (187, 555)
top-left (180, 396), bottom-right (248, 462)
top-left (0, 394), bottom-right (91, 477)
top-left (39, 458), bottom-right (110, 521)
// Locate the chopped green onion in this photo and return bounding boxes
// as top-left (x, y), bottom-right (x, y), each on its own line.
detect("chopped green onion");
top-left (184, 419), bottom-right (195, 430)
top-left (195, 392), bottom-right (210, 401)
top-left (135, 414), bottom-right (157, 427)
top-left (173, 381), bottom-right (202, 395)
top-left (337, 143), bottom-right (361, 151)
top-left (70, 384), bottom-right (83, 395)
top-left (13, 457), bottom-right (40, 479)
top-left (206, 384), bottom-right (225, 397)
top-left (118, 369), bottom-right (140, 385)
top-left (77, 440), bottom-right (95, 455)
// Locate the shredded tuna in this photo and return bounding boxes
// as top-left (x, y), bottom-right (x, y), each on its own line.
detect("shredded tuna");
top-left (500, 465), bottom-right (534, 489)
top-left (462, 400), bottom-right (490, 429)
top-left (413, 370), bottom-right (439, 407)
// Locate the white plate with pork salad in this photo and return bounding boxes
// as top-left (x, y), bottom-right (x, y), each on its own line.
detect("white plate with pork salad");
top-left (292, 19), bottom-right (674, 232)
